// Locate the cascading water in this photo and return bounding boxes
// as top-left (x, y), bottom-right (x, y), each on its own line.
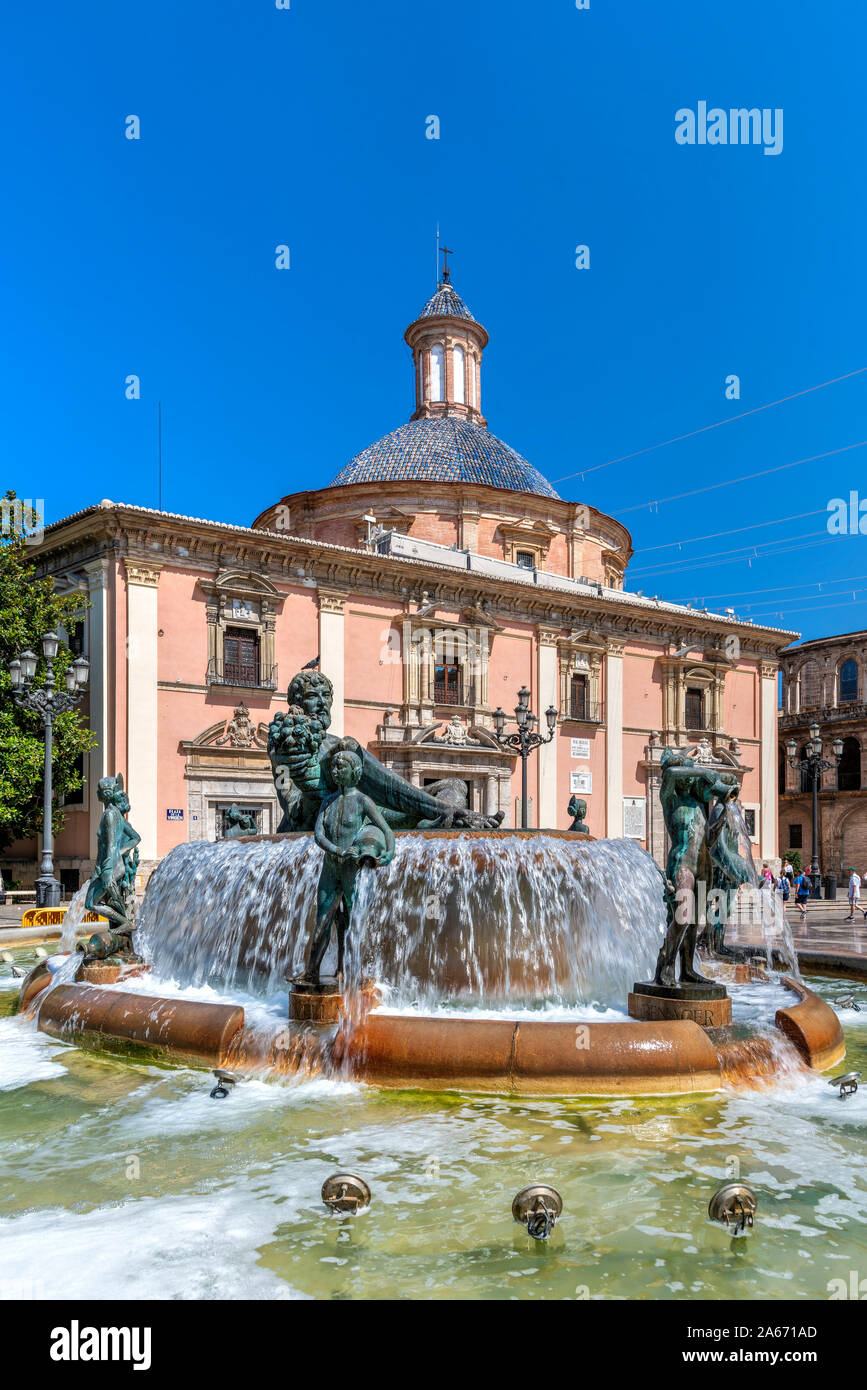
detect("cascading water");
top-left (136, 832), bottom-right (667, 1008)
top-left (59, 882), bottom-right (92, 952)
top-left (722, 801), bottom-right (799, 976)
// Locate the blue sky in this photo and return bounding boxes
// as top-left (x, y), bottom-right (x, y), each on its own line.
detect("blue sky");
top-left (3, 0), bottom-right (866, 640)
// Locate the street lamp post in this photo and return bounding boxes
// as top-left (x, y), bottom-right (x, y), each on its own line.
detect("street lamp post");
top-left (786, 721), bottom-right (843, 900)
top-left (8, 632), bottom-right (89, 907)
top-left (492, 686), bottom-right (558, 829)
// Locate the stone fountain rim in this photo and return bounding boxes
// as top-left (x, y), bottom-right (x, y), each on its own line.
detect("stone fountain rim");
top-left (25, 971), bottom-right (846, 1097)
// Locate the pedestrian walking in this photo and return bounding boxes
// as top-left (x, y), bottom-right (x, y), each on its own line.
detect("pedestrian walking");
top-left (847, 867), bottom-right (861, 922)
top-left (794, 870), bottom-right (811, 922)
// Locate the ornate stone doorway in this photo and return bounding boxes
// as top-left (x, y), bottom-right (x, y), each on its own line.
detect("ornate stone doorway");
top-left (182, 703), bottom-right (280, 842)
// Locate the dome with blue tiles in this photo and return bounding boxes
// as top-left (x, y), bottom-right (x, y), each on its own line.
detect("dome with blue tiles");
top-left (329, 416), bottom-right (560, 499)
top-left (415, 281), bottom-right (478, 322)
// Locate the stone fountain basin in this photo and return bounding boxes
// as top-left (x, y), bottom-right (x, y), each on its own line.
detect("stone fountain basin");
top-left (27, 973), bottom-right (845, 1096)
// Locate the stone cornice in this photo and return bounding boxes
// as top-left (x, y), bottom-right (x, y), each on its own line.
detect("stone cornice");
top-left (32, 502), bottom-right (797, 656)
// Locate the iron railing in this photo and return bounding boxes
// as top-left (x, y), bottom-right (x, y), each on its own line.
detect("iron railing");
top-left (206, 658), bottom-right (278, 690)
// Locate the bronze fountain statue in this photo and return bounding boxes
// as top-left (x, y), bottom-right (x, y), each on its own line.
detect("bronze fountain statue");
top-left (652, 748), bottom-right (742, 988)
top-left (270, 668), bottom-right (502, 1009)
top-left (268, 669), bottom-right (504, 833)
top-left (567, 795), bottom-right (589, 835)
top-left (223, 805), bottom-right (259, 839)
top-left (297, 743), bottom-right (396, 987)
top-left (81, 774), bottom-right (141, 964)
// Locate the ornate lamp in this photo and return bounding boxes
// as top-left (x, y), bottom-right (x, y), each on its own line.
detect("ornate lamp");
top-left (492, 688), bottom-right (559, 829)
top-left (787, 720), bottom-right (845, 899)
top-left (7, 633), bottom-right (89, 906)
top-left (19, 650), bottom-right (38, 683)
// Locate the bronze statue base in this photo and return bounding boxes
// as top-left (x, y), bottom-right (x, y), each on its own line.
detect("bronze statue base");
top-left (288, 976), bottom-right (343, 1024)
top-left (699, 958), bottom-right (751, 985)
top-left (629, 981), bottom-right (732, 1028)
top-left (77, 962), bottom-right (122, 986)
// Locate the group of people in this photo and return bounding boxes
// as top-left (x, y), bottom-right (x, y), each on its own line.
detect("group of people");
top-left (759, 860), bottom-right (818, 922)
top-left (759, 859), bottom-right (867, 923)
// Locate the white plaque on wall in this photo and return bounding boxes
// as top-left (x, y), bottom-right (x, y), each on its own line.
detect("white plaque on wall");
top-left (570, 771), bottom-right (592, 794)
top-left (623, 796), bottom-right (646, 839)
top-left (570, 738), bottom-right (591, 759)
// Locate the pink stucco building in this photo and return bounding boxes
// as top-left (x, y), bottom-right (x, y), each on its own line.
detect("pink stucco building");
top-left (8, 274), bottom-right (796, 889)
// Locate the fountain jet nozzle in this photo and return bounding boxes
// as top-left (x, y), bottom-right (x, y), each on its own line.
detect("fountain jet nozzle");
top-left (321, 1173), bottom-right (371, 1215)
top-left (708, 1182), bottom-right (757, 1234)
top-left (829, 1071), bottom-right (861, 1100)
top-left (512, 1184), bottom-right (563, 1241)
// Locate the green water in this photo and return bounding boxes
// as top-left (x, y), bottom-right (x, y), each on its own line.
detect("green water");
top-left (0, 973), bottom-right (865, 1301)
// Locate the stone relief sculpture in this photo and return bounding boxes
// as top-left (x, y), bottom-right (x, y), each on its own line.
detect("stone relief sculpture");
top-left (215, 703), bottom-right (266, 749)
top-left (436, 716), bottom-right (479, 746)
top-left (268, 668), bottom-right (504, 832)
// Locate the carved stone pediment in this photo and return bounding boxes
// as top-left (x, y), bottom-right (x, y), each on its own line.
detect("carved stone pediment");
top-left (186, 706), bottom-right (269, 756)
top-left (564, 629), bottom-right (608, 650)
top-left (199, 569), bottom-right (284, 603)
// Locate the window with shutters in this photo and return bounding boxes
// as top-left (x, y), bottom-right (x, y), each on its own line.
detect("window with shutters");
top-left (223, 627), bottom-right (260, 687)
top-left (434, 657), bottom-right (462, 705)
top-left (685, 687), bottom-right (703, 730)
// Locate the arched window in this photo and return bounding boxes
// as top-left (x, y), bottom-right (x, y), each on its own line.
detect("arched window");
top-left (468, 354), bottom-right (477, 408)
top-left (839, 658), bottom-right (859, 704)
top-left (430, 344), bottom-right (444, 402)
top-left (838, 736), bottom-right (861, 791)
top-left (799, 660), bottom-right (820, 710)
top-left (453, 344), bottom-right (465, 404)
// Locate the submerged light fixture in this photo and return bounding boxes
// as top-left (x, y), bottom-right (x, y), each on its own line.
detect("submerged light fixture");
top-left (708, 1182), bottom-right (757, 1234)
top-left (512, 1184), bottom-right (563, 1241)
top-left (829, 1071), bottom-right (861, 1101)
top-left (321, 1173), bottom-right (371, 1215)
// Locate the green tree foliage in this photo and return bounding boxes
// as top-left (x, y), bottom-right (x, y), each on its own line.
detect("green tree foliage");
top-left (0, 493), bottom-right (95, 851)
top-left (786, 849), bottom-right (802, 874)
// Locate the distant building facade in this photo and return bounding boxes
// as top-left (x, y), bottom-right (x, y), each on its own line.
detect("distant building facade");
top-left (4, 275), bottom-right (794, 889)
top-left (779, 630), bottom-right (867, 879)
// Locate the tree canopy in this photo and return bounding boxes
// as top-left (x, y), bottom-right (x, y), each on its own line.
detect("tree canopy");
top-left (0, 493), bottom-right (95, 852)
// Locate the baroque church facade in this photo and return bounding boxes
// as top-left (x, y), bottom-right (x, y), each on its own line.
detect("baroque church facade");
top-left (8, 273), bottom-right (795, 888)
